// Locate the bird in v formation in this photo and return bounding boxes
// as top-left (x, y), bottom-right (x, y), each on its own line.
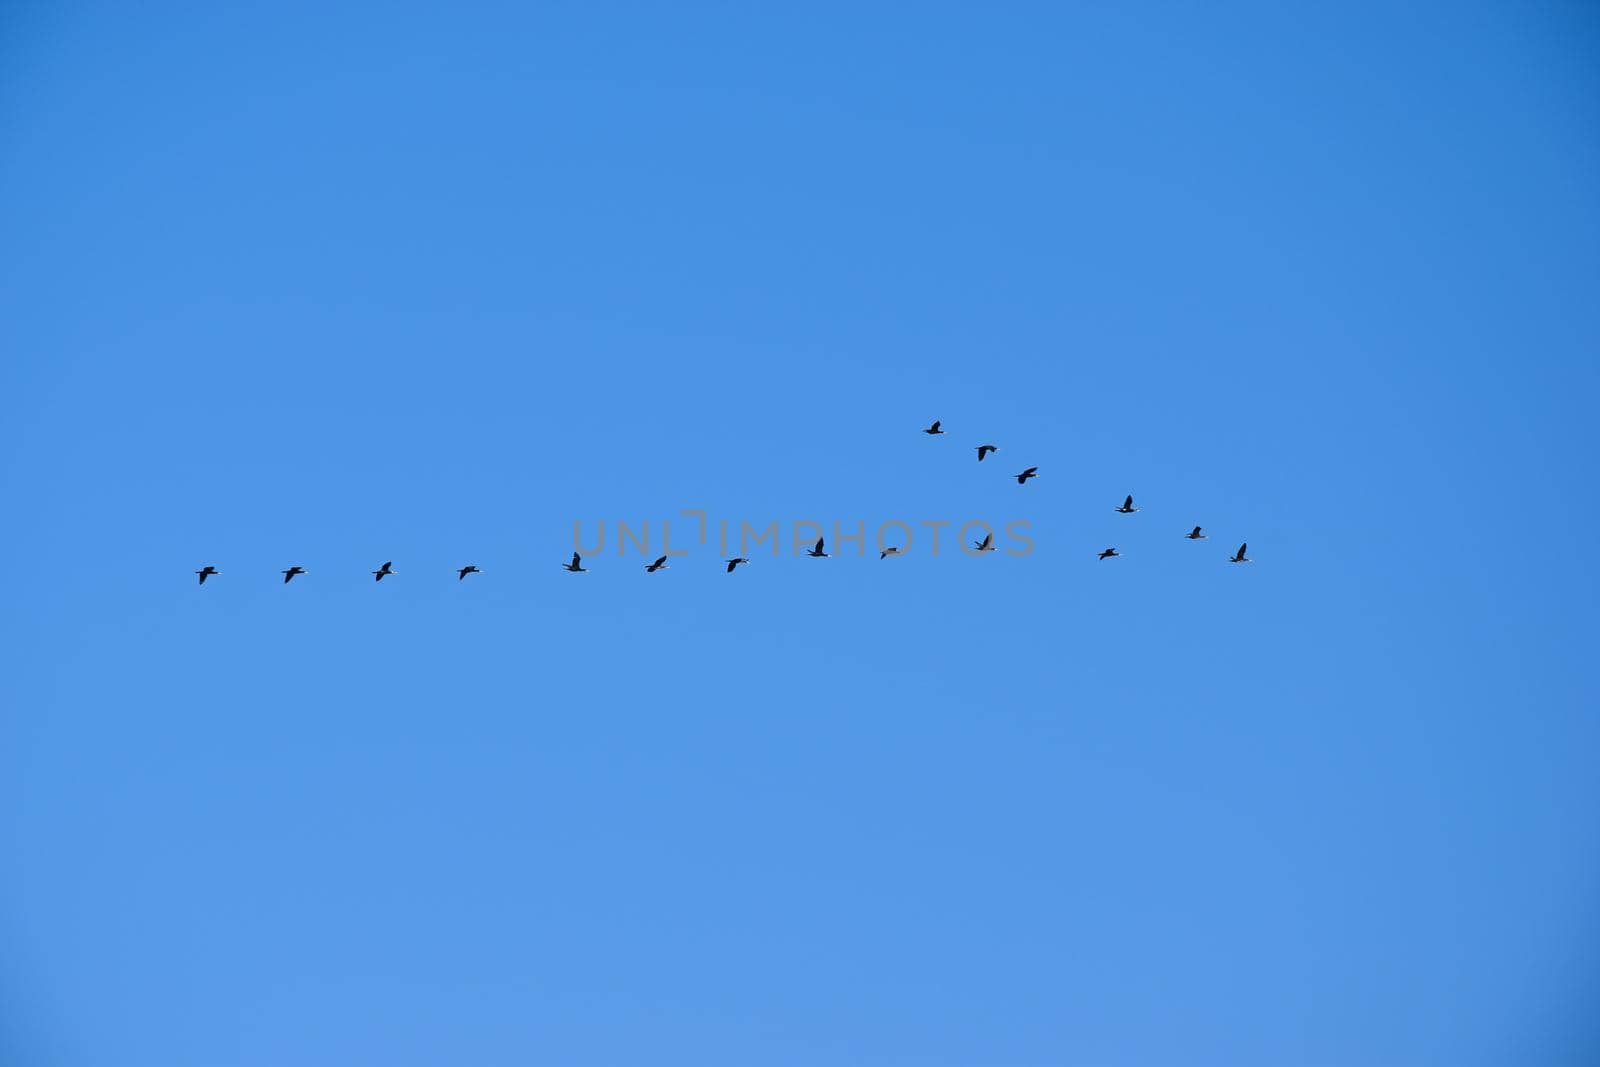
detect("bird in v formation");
top-left (925, 419), bottom-right (1247, 568)
top-left (191, 418), bottom-right (1255, 583)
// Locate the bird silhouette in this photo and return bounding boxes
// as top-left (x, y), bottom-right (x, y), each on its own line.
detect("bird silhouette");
top-left (923, 420), bottom-right (944, 435)
top-left (725, 557), bottom-right (749, 573)
top-left (195, 565), bottom-right (219, 585)
top-left (372, 561), bottom-right (394, 582)
top-left (1115, 494), bottom-right (1140, 513)
top-left (880, 546), bottom-right (903, 559)
top-left (1229, 543), bottom-right (1251, 563)
top-left (457, 565), bottom-right (480, 580)
top-left (563, 552), bottom-right (586, 573)
top-left (1098, 548), bottom-right (1119, 560)
top-left (1186, 526), bottom-right (1206, 540)
top-left (976, 444), bottom-right (998, 461)
top-left (973, 532), bottom-right (995, 552)
top-left (645, 555), bottom-right (669, 572)
top-left (1015, 467), bottom-right (1038, 484)
top-left (282, 566), bottom-right (306, 583)
top-left (806, 537), bottom-right (829, 558)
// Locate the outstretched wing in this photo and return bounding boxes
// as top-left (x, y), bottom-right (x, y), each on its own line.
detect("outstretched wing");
top-left (814, 537), bottom-right (825, 552)
top-left (1123, 495), bottom-right (1133, 509)
top-left (1237, 543), bottom-right (1247, 557)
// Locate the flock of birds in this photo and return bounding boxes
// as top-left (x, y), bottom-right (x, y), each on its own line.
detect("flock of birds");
top-left (191, 419), bottom-right (1251, 585)
top-left (919, 419), bottom-right (1249, 567)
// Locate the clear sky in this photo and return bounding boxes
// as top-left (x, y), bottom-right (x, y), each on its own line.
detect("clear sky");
top-left (2, 2), bottom-right (1597, 1064)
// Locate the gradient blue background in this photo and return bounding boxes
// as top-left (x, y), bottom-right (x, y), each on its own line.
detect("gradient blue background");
top-left (3, 2), bottom-right (1597, 1063)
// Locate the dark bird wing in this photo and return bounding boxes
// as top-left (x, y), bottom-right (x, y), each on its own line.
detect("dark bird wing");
top-left (1123, 495), bottom-right (1133, 509)
top-left (931, 420), bottom-right (940, 432)
top-left (814, 537), bottom-right (824, 552)
top-left (1237, 543), bottom-right (1247, 557)
top-left (652, 555), bottom-right (668, 568)
top-left (726, 559), bottom-right (737, 572)
top-left (571, 553), bottom-right (581, 568)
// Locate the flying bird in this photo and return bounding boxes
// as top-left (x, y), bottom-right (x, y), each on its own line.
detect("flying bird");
top-left (973, 532), bottom-right (995, 552)
top-left (1229, 543), bottom-right (1251, 564)
top-left (976, 444), bottom-right (998, 461)
top-left (806, 537), bottom-right (829, 558)
top-left (726, 557), bottom-right (749, 573)
top-left (1098, 548), bottom-right (1120, 560)
top-left (923, 420), bottom-right (944, 435)
top-left (880, 546), bottom-right (903, 559)
top-left (282, 566), bottom-right (306, 583)
top-left (1015, 467), bottom-right (1038, 484)
top-left (372, 561), bottom-right (394, 582)
top-left (1115, 495), bottom-right (1140, 513)
top-left (563, 552), bottom-right (586, 573)
top-left (457, 565), bottom-right (480, 580)
top-left (195, 565), bottom-right (219, 585)
top-left (645, 555), bottom-right (669, 573)
top-left (1186, 526), bottom-right (1206, 540)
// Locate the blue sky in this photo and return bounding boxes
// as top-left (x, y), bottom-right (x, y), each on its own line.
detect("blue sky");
top-left (2, 2), bottom-right (1597, 1063)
